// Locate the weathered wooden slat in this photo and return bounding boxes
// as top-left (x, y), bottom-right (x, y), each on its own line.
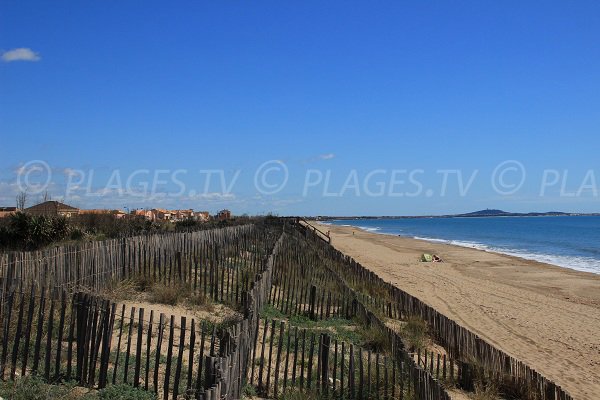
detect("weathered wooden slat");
top-left (31, 291), bottom-right (46, 374)
top-left (187, 319), bottom-right (196, 394)
top-left (173, 316), bottom-right (187, 399)
top-left (265, 319), bottom-right (276, 396)
top-left (163, 315), bottom-right (175, 400)
top-left (112, 304), bottom-right (126, 384)
top-left (154, 313), bottom-right (165, 393)
top-left (134, 308), bottom-right (144, 387)
top-left (145, 310), bottom-right (154, 391)
top-left (21, 286), bottom-right (37, 376)
top-left (54, 292), bottom-right (67, 379)
top-left (9, 291), bottom-right (25, 379)
top-left (123, 306), bottom-right (136, 384)
top-left (273, 321), bottom-right (285, 397)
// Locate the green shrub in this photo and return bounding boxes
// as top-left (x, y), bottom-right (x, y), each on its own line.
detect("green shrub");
top-left (279, 388), bottom-right (324, 400)
top-left (242, 383), bottom-right (257, 398)
top-left (131, 274), bottom-right (155, 292)
top-left (473, 379), bottom-right (499, 400)
top-left (51, 216), bottom-right (70, 240)
top-left (0, 375), bottom-right (69, 400)
top-left (401, 316), bottom-right (427, 351)
top-left (187, 291), bottom-right (212, 308)
top-left (360, 324), bottom-right (390, 353)
top-left (70, 227), bottom-right (86, 240)
top-left (97, 384), bottom-right (156, 400)
top-left (148, 284), bottom-right (183, 305)
top-left (0, 212), bottom-right (72, 250)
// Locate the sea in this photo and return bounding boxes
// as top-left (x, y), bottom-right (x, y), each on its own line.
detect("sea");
top-left (324, 216), bottom-right (600, 275)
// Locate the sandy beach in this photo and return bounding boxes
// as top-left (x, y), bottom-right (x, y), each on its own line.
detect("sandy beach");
top-left (319, 222), bottom-right (600, 400)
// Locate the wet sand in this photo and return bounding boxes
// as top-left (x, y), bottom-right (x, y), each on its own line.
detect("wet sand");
top-left (319, 222), bottom-right (600, 400)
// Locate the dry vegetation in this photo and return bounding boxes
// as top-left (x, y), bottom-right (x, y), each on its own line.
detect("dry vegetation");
top-left (101, 274), bottom-right (242, 327)
top-left (400, 316), bottom-right (428, 351)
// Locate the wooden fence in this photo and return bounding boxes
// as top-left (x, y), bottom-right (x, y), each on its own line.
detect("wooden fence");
top-left (0, 223), bottom-right (280, 316)
top-left (249, 318), bottom-right (406, 399)
top-left (0, 224), bottom-right (271, 292)
top-left (297, 221), bottom-right (573, 400)
top-left (298, 218), bottom-right (331, 243)
top-left (4, 218), bottom-right (568, 400)
top-left (272, 226), bottom-right (451, 400)
top-left (1, 222), bottom-right (456, 400)
top-left (0, 222), bottom-right (285, 399)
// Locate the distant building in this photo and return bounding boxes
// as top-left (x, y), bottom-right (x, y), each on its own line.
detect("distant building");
top-left (25, 201), bottom-right (79, 218)
top-left (172, 209), bottom-right (195, 221)
top-left (195, 211), bottom-right (210, 222)
top-left (80, 209), bottom-right (127, 219)
top-left (130, 208), bottom-right (212, 222)
top-left (153, 209), bottom-right (172, 221)
top-left (132, 209), bottom-right (156, 221)
top-left (113, 210), bottom-right (127, 219)
top-left (0, 207), bottom-right (17, 218)
top-left (217, 209), bottom-right (232, 220)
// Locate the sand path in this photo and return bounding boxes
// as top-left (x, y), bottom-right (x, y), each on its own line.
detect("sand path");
top-left (319, 223), bottom-right (600, 400)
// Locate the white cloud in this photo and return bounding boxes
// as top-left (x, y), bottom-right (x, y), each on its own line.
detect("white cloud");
top-left (2, 48), bottom-right (41, 62)
top-left (301, 153), bottom-right (337, 164)
top-left (185, 192), bottom-right (236, 201)
top-left (63, 168), bottom-right (79, 177)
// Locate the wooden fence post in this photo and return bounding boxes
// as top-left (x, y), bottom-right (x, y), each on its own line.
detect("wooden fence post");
top-left (321, 334), bottom-right (330, 396)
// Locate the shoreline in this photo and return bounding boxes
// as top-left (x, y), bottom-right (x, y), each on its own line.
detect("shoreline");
top-left (318, 222), bottom-right (600, 400)
top-left (321, 220), bottom-right (600, 275)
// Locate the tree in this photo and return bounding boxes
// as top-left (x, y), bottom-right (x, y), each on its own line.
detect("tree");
top-left (16, 191), bottom-right (27, 210)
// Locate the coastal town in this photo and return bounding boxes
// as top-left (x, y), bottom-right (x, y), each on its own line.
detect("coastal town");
top-left (0, 200), bottom-right (232, 221)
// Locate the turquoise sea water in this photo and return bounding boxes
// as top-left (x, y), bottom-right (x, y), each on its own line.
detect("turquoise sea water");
top-left (325, 216), bottom-right (600, 275)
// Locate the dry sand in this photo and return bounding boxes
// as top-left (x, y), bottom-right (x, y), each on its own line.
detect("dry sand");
top-left (319, 222), bottom-right (600, 400)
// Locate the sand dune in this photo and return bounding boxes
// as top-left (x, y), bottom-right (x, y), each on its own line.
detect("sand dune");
top-left (320, 223), bottom-right (600, 400)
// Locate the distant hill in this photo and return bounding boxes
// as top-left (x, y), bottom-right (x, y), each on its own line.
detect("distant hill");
top-left (316, 209), bottom-right (587, 220)
top-left (457, 209), bottom-right (510, 217)
top-left (453, 209), bottom-right (570, 218)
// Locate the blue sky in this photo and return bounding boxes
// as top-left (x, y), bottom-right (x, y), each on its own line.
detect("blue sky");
top-left (1, 1), bottom-right (600, 216)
